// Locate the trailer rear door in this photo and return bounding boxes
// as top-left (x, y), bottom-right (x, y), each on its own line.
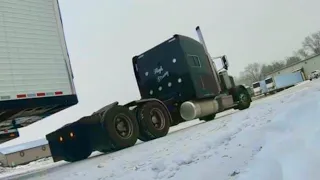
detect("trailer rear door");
top-left (0, 0), bottom-right (75, 101)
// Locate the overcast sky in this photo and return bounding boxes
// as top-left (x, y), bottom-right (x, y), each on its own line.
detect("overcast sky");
top-left (2, 0), bottom-right (320, 147)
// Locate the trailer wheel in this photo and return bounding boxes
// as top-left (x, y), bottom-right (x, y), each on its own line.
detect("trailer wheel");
top-left (136, 101), bottom-right (170, 142)
top-left (235, 87), bottom-right (251, 110)
top-left (102, 106), bottom-right (139, 150)
top-left (199, 114), bottom-right (216, 122)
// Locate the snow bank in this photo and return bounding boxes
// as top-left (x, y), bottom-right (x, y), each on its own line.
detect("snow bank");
top-left (0, 158), bottom-right (54, 177)
top-left (237, 81), bottom-right (320, 180)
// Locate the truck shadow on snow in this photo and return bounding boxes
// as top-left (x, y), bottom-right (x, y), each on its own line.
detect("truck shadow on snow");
top-left (89, 109), bottom-right (241, 159)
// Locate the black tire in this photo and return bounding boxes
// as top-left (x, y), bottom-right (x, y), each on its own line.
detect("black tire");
top-left (131, 107), bottom-right (150, 142)
top-left (199, 114), bottom-right (216, 122)
top-left (235, 87), bottom-right (251, 110)
top-left (101, 106), bottom-right (139, 150)
top-left (136, 101), bottom-right (171, 142)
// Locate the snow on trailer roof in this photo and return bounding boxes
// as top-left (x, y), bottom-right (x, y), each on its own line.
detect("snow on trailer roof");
top-left (0, 138), bottom-right (48, 155)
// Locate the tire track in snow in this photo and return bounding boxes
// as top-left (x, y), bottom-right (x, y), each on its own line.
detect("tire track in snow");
top-left (148, 107), bottom-right (274, 179)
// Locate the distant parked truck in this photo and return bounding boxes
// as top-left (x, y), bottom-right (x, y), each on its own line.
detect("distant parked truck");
top-left (308, 70), bottom-right (320, 80)
top-left (252, 81), bottom-right (261, 96)
top-left (251, 80), bottom-right (268, 96)
top-left (264, 71), bottom-right (304, 94)
top-left (265, 77), bottom-right (276, 94)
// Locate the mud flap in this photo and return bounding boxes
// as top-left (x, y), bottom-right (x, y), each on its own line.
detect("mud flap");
top-left (46, 120), bottom-right (93, 162)
top-left (47, 140), bottom-right (65, 162)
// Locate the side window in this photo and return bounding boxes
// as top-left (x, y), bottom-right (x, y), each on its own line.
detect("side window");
top-left (187, 55), bottom-right (201, 67)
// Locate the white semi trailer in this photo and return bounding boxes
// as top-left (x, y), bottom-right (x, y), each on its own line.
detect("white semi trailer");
top-left (0, 0), bottom-right (78, 143)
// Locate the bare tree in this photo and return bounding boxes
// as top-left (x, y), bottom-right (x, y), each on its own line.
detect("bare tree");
top-left (302, 31), bottom-right (320, 55)
top-left (242, 63), bottom-right (263, 83)
top-left (295, 48), bottom-right (309, 59)
top-left (236, 29), bottom-right (320, 85)
top-left (270, 61), bottom-right (285, 70)
top-left (235, 71), bottom-right (254, 86)
top-left (260, 64), bottom-right (274, 77)
top-left (237, 61), bottom-right (284, 85)
top-left (285, 56), bottom-right (301, 66)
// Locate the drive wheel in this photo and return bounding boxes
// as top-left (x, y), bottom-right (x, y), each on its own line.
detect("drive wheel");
top-left (235, 87), bottom-right (251, 110)
top-left (102, 105), bottom-right (139, 150)
top-left (136, 101), bottom-right (170, 142)
top-left (200, 114), bottom-right (216, 122)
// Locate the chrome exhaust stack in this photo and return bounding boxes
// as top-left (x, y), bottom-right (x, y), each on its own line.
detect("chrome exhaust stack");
top-left (195, 26), bottom-right (221, 92)
top-left (179, 99), bottom-right (219, 121)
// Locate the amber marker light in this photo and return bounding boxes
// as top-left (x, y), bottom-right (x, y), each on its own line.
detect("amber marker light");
top-left (70, 132), bottom-right (74, 138)
top-left (59, 136), bottom-right (63, 142)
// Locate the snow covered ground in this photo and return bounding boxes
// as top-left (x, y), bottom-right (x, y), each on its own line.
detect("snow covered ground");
top-left (1, 80), bottom-right (320, 180)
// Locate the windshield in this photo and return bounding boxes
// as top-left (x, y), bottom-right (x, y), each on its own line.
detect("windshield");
top-left (252, 82), bottom-right (260, 88)
top-left (265, 78), bottom-right (273, 84)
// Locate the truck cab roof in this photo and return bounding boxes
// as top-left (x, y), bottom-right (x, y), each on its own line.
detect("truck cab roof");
top-left (132, 34), bottom-right (220, 103)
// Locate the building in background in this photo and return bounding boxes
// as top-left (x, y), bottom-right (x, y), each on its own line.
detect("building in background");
top-left (0, 138), bottom-right (51, 167)
top-left (266, 54), bottom-right (320, 80)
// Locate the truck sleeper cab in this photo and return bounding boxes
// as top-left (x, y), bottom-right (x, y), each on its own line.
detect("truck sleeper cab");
top-left (265, 77), bottom-right (274, 90)
top-left (252, 81), bottom-right (261, 96)
top-left (264, 77), bottom-right (276, 94)
top-left (46, 27), bottom-right (252, 163)
top-left (270, 71), bottom-right (304, 92)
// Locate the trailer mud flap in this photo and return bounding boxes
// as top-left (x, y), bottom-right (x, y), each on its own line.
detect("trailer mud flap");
top-left (46, 125), bottom-right (74, 162)
top-left (46, 121), bottom-right (93, 162)
top-left (48, 140), bottom-right (65, 162)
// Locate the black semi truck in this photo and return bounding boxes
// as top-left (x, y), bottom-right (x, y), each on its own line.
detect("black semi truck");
top-left (46, 26), bottom-right (252, 163)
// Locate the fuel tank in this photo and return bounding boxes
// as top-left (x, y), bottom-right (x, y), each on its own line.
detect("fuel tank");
top-left (179, 95), bottom-right (235, 121)
top-left (179, 99), bottom-right (219, 121)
